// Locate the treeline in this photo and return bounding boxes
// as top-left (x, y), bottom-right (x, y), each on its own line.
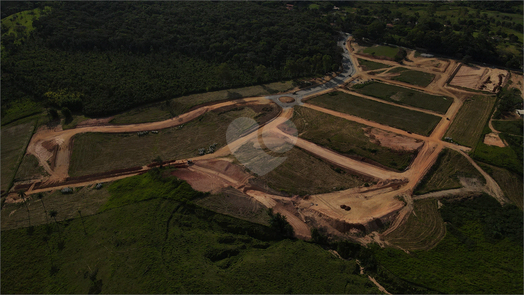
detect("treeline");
top-left (330, 1), bottom-right (523, 69)
top-left (2, 1), bottom-right (341, 117)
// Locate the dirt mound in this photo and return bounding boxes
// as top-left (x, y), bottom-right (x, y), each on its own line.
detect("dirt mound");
top-left (278, 96), bottom-right (295, 103)
top-left (483, 133), bottom-right (506, 147)
top-left (363, 127), bottom-right (424, 152)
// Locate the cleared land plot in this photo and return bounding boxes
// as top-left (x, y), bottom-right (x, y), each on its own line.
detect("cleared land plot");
top-left (238, 146), bottom-right (366, 196)
top-left (352, 82), bottom-right (452, 114)
top-left (415, 149), bottom-right (485, 195)
top-left (387, 67), bottom-right (435, 87)
top-left (1, 184), bottom-right (111, 231)
top-left (445, 95), bottom-right (496, 147)
top-left (308, 92), bottom-right (441, 136)
top-left (362, 45), bottom-right (399, 59)
top-left (14, 154), bottom-right (48, 182)
top-left (481, 164), bottom-right (523, 210)
top-left (492, 119), bottom-right (523, 136)
top-left (111, 81), bottom-right (294, 124)
top-left (1, 121), bottom-right (35, 191)
top-left (292, 106), bottom-right (417, 171)
top-left (69, 105), bottom-right (277, 177)
top-left (384, 199), bottom-right (446, 250)
top-left (450, 65), bottom-right (508, 93)
top-left (357, 58), bottom-right (391, 71)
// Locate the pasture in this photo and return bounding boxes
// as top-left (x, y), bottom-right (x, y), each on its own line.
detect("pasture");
top-left (388, 67), bottom-right (435, 87)
top-left (362, 45), bottom-right (399, 59)
top-left (357, 58), bottom-right (391, 71)
top-left (1, 121), bottom-right (36, 192)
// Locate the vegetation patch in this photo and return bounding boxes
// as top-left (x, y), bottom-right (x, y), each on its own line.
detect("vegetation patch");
top-left (308, 91), bottom-right (441, 136)
top-left (492, 119), bottom-right (523, 136)
top-left (415, 149), bottom-right (485, 195)
top-left (1, 121), bottom-right (36, 191)
top-left (14, 154), bottom-right (48, 182)
top-left (374, 195), bottom-right (523, 294)
top-left (292, 106), bottom-right (416, 171)
top-left (388, 67), bottom-right (435, 87)
top-left (444, 95), bottom-right (496, 147)
top-left (351, 81), bottom-right (452, 113)
top-left (357, 58), bottom-right (392, 71)
top-left (383, 199), bottom-right (446, 250)
top-left (480, 163), bottom-right (523, 210)
top-left (362, 45), bottom-right (399, 59)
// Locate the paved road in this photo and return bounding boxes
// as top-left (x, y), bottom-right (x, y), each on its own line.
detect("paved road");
top-left (266, 32), bottom-right (354, 108)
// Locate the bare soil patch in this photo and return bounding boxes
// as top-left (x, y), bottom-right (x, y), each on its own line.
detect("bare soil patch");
top-left (278, 96), bottom-right (295, 103)
top-left (483, 132), bottom-right (506, 147)
top-left (363, 127), bottom-right (424, 152)
top-left (450, 64), bottom-right (508, 92)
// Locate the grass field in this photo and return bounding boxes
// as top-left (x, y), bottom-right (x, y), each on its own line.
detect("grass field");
top-left (362, 46), bottom-right (399, 59)
top-left (14, 154), bottom-right (48, 182)
top-left (1, 172), bottom-right (379, 294)
top-left (1, 184), bottom-right (111, 231)
top-left (480, 163), bottom-right (523, 210)
top-left (308, 91), bottom-right (441, 136)
top-left (292, 106), bottom-right (416, 171)
top-left (111, 81), bottom-right (294, 125)
top-left (383, 199), bottom-right (445, 250)
top-left (444, 95), bottom-right (496, 147)
top-left (69, 106), bottom-right (272, 177)
top-left (374, 195), bottom-right (523, 294)
top-left (351, 82), bottom-right (452, 114)
top-left (492, 119), bottom-right (523, 136)
top-left (239, 145), bottom-right (366, 196)
top-left (415, 149), bottom-right (485, 195)
top-left (1, 121), bottom-right (36, 192)
top-left (357, 58), bottom-right (391, 71)
top-left (1, 99), bottom-right (43, 126)
top-left (1, 7), bottom-right (51, 43)
top-left (388, 67), bottom-right (435, 87)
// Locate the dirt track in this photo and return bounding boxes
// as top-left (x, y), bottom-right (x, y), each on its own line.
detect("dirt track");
top-left (10, 34), bottom-right (508, 241)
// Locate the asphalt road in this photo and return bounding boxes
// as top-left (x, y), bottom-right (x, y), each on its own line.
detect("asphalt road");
top-left (267, 32), bottom-right (355, 108)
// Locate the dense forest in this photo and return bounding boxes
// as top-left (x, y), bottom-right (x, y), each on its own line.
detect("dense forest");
top-left (1, 1), bottom-right (341, 117)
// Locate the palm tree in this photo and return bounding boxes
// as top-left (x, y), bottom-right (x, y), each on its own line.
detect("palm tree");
top-left (37, 193), bottom-right (49, 224)
top-left (49, 210), bottom-right (62, 239)
top-left (17, 190), bottom-right (31, 227)
top-left (78, 209), bottom-right (87, 235)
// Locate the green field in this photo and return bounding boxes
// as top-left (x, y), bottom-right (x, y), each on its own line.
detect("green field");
top-left (445, 95), bottom-right (496, 147)
top-left (1, 121), bottom-right (36, 192)
top-left (1, 99), bottom-right (43, 126)
top-left (292, 106), bottom-right (416, 171)
top-left (415, 149), bottom-right (485, 195)
top-left (1, 172), bottom-right (379, 294)
top-left (352, 82), bottom-right (452, 114)
top-left (14, 154), bottom-right (48, 182)
top-left (384, 199), bottom-right (445, 250)
top-left (69, 106), bottom-right (274, 177)
top-left (480, 163), bottom-right (523, 210)
top-left (111, 81), bottom-right (294, 125)
top-left (357, 58), bottom-right (391, 71)
top-left (308, 91), bottom-right (441, 136)
top-left (237, 145), bottom-right (366, 196)
top-left (374, 195), bottom-right (523, 294)
top-left (388, 67), bottom-right (435, 87)
top-left (362, 46), bottom-right (399, 59)
top-left (473, 133), bottom-right (523, 175)
top-left (492, 119), bottom-right (523, 136)
top-left (1, 7), bottom-right (50, 43)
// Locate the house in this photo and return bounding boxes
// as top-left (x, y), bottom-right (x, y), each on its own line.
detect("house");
top-left (516, 110), bottom-right (524, 117)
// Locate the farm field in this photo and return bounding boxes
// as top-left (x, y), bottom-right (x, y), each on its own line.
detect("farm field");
top-left (111, 81), bottom-right (294, 125)
top-left (1, 182), bottom-right (378, 293)
top-left (361, 45), bottom-right (399, 59)
top-left (291, 106), bottom-right (417, 171)
top-left (374, 195), bottom-right (523, 294)
top-left (387, 67), bottom-right (435, 87)
top-left (357, 58), bottom-right (391, 71)
top-left (69, 105), bottom-right (277, 177)
top-left (307, 91), bottom-right (441, 136)
top-left (351, 82), bottom-right (452, 114)
top-left (444, 95), bottom-right (496, 147)
top-left (251, 146), bottom-right (366, 196)
top-left (415, 149), bottom-right (485, 195)
top-left (1, 121), bottom-right (35, 192)
top-left (383, 199), bottom-right (445, 250)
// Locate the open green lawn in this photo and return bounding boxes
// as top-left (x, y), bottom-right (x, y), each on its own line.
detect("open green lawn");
top-left (357, 58), bottom-right (391, 71)
top-left (292, 106), bottom-right (416, 171)
top-left (69, 105), bottom-right (277, 177)
top-left (111, 81), bottom-right (294, 125)
top-left (362, 46), bottom-right (399, 59)
top-left (374, 194), bottom-right (523, 294)
top-left (1, 7), bottom-right (51, 43)
top-left (308, 91), bottom-right (441, 136)
top-left (1, 121), bottom-right (36, 192)
top-left (1, 98), bottom-right (43, 126)
top-left (352, 82), bottom-right (452, 114)
top-left (415, 149), bottom-right (485, 195)
top-left (445, 95), bottom-right (496, 147)
top-left (387, 67), bottom-right (435, 87)
top-left (1, 172), bottom-right (379, 294)
top-left (384, 199), bottom-right (445, 250)
top-left (492, 119), bottom-right (523, 136)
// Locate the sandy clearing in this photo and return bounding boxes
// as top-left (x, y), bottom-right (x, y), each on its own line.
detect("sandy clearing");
top-left (363, 127), bottom-right (424, 152)
top-left (483, 132), bottom-right (506, 147)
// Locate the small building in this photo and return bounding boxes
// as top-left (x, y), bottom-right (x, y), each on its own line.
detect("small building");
top-left (516, 110), bottom-right (524, 117)
top-left (286, 4), bottom-right (293, 10)
top-left (61, 187), bottom-right (73, 194)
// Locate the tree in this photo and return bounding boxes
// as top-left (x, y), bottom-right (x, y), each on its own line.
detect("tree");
top-left (47, 108), bottom-right (59, 121)
top-left (37, 193), bottom-right (49, 224)
top-left (394, 47), bottom-right (407, 63)
top-left (461, 55), bottom-right (473, 65)
top-left (17, 190), bottom-right (31, 227)
top-left (61, 107), bottom-right (72, 123)
top-left (268, 209), bottom-right (294, 238)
